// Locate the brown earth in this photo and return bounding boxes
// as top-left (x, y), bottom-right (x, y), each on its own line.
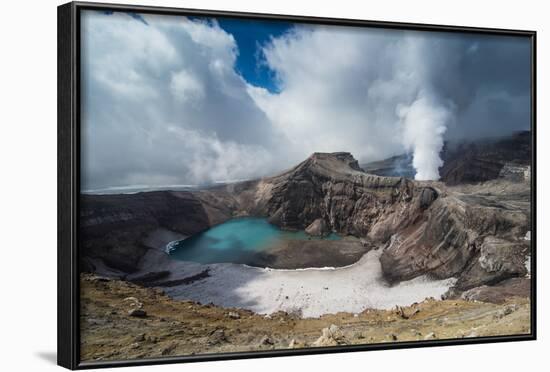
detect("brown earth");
top-left (243, 237), bottom-right (371, 269)
top-left (80, 274), bottom-right (531, 363)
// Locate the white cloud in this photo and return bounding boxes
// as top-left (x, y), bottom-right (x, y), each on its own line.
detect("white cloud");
top-left (179, 18), bottom-right (237, 63)
top-left (166, 126), bottom-right (274, 183)
top-left (81, 11), bottom-right (285, 189)
top-left (247, 26), bottom-right (454, 174)
top-left (81, 12), bottom-right (530, 189)
top-left (170, 69), bottom-right (205, 103)
top-left (248, 26), bottom-right (528, 180)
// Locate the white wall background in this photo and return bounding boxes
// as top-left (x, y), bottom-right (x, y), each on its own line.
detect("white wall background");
top-left (0, 0), bottom-right (546, 370)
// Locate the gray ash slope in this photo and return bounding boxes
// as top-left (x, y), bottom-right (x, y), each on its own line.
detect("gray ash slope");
top-left (80, 132), bottom-right (531, 302)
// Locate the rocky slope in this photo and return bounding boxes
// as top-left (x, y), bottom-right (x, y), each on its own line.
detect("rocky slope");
top-left (261, 152), bottom-right (426, 238)
top-left (80, 191), bottom-right (213, 273)
top-left (379, 180), bottom-right (530, 288)
top-left (440, 131), bottom-right (531, 185)
top-left (362, 154), bottom-right (416, 178)
top-left (80, 274), bottom-right (530, 362)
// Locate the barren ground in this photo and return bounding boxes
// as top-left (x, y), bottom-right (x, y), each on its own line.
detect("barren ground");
top-left (80, 274), bottom-right (530, 363)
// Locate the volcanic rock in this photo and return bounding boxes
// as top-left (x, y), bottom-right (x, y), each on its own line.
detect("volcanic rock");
top-left (313, 324), bottom-right (345, 347)
top-left (128, 309), bottom-right (147, 318)
top-left (80, 191), bottom-right (214, 274)
top-left (440, 131), bottom-right (531, 185)
top-left (305, 218), bottom-right (328, 236)
top-left (454, 237), bottom-right (529, 291)
top-left (460, 277), bottom-right (531, 304)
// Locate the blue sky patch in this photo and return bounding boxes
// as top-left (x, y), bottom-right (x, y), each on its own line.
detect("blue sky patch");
top-left (217, 17), bottom-right (293, 93)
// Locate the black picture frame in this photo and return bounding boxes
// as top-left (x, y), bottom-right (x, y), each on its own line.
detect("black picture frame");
top-left (57, 1), bottom-right (537, 370)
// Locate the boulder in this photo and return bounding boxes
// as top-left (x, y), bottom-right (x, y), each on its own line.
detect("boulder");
top-left (312, 324), bottom-right (345, 347)
top-left (133, 333), bottom-right (146, 342)
top-left (305, 218), bottom-right (328, 237)
top-left (226, 311), bottom-right (240, 319)
top-left (128, 309), bottom-right (147, 317)
top-left (259, 335), bottom-right (274, 346)
top-left (424, 332), bottom-right (437, 340)
top-left (161, 343), bottom-right (177, 356)
top-left (208, 329), bottom-right (227, 345)
top-left (418, 187), bottom-right (438, 209)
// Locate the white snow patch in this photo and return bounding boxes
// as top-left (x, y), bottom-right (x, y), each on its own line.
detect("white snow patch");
top-left (162, 249), bottom-right (456, 318)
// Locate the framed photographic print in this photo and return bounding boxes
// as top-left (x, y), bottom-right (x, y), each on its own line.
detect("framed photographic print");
top-left (57, 1), bottom-right (536, 369)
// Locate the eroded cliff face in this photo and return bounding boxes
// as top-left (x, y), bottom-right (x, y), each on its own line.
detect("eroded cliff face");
top-left (80, 191), bottom-right (215, 273)
top-left (439, 131), bottom-right (531, 185)
top-left (261, 153), bottom-right (423, 237)
top-left (379, 185), bottom-right (530, 287)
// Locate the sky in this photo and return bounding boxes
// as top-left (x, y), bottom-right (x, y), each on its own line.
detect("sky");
top-left (80, 10), bottom-right (531, 190)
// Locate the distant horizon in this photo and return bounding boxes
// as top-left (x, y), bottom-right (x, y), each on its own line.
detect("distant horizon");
top-left (81, 129), bottom-right (532, 192)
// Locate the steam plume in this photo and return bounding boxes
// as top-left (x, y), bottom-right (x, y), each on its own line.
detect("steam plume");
top-left (398, 91), bottom-right (452, 180)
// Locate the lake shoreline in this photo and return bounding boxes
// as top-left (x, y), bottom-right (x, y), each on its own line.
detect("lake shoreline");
top-left (166, 216), bottom-right (354, 268)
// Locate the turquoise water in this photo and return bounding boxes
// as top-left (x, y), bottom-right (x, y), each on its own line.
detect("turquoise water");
top-left (167, 217), bottom-right (340, 264)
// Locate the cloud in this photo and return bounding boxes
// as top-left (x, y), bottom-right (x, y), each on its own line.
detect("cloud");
top-left (248, 25), bottom-right (530, 179)
top-left (81, 11), bottom-right (286, 189)
top-left (81, 11), bottom-right (530, 188)
top-left (248, 26), bottom-right (452, 177)
top-left (165, 126), bottom-right (274, 183)
top-left (170, 69), bottom-right (205, 103)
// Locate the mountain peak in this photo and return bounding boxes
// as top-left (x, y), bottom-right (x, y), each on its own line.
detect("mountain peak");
top-left (308, 152), bottom-right (363, 172)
